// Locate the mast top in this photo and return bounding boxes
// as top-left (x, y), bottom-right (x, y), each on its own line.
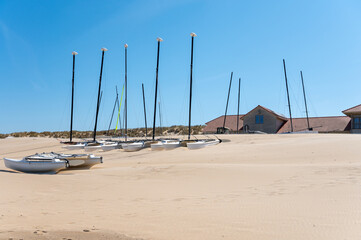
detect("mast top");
top-left (157, 37), bottom-right (163, 42)
top-left (190, 32), bottom-right (197, 37)
top-left (72, 51), bottom-right (78, 55)
top-left (124, 44), bottom-right (128, 48)
top-left (101, 47), bottom-right (108, 51)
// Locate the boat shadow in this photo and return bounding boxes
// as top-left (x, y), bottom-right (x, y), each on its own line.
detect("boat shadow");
top-left (0, 169), bottom-right (58, 175)
top-left (0, 169), bottom-right (20, 174)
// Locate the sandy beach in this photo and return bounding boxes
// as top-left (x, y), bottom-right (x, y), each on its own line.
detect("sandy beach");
top-left (0, 134), bottom-right (361, 240)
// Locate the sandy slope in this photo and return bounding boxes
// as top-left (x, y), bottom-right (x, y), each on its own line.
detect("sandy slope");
top-left (0, 134), bottom-right (361, 240)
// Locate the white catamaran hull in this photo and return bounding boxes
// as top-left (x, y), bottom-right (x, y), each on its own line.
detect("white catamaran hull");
top-left (205, 139), bottom-right (220, 146)
top-left (163, 142), bottom-right (181, 150)
top-left (121, 142), bottom-right (144, 152)
top-left (101, 143), bottom-right (119, 151)
top-left (187, 141), bottom-right (207, 150)
top-left (3, 158), bottom-right (67, 173)
top-left (84, 145), bottom-right (102, 152)
top-left (62, 143), bottom-right (86, 150)
top-left (26, 153), bottom-right (103, 168)
top-left (151, 142), bottom-right (165, 151)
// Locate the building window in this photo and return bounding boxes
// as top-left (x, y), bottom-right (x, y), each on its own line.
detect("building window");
top-left (353, 117), bottom-right (361, 129)
top-left (255, 115), bottom-right (264, 124)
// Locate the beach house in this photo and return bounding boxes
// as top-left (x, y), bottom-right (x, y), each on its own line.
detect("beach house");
top-left (203, 104), bottom-right (357, 134)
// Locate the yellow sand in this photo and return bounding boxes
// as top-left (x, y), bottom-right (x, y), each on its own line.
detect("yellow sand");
top-left (0, 134), bottom-right (361, 240)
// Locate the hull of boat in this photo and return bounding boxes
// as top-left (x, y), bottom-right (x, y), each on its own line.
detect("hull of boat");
top-left (67, 157), bottom-right (103, 168)
top-left (84, 145), bottom-right (102, 152)
top-left (121, 142), bottom-right (144, 152)
top-left (205, 139), bottom-right (220, 146)
top-left (101, 144), bottom-right (119, 151)
top-left (151, 143), bottom-right (164, 151)
top-left (62, 144), bottom-right (85, 150)
top-left (187, 141), bottom-right (207, 150)
top-left (163, 142), bottom-right (181, 150)
top-left (4, 158), bottom-right (67, 173)
top-left (27, 153), bottom-right (103, 168)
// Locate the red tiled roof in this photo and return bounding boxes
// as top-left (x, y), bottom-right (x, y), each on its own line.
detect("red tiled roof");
top-left (277, 116), bottom-right (351, 133)
top-left (203, 115), bottom-right (244, 133)
top-left (240, 105), bottom-right (288, 121)
top-left (342, 104), bottom-right (361, 115)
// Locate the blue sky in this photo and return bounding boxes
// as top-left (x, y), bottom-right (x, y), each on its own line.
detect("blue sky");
top-left (1, 0), bottom-right (361, 133)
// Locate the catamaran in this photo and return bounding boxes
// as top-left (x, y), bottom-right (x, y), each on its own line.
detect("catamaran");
top-left (121, 141), bottom-right (145, 152)
top-left (3, 157), bottom-right (68, 173)
top-left (26, 152), bottom-right (103, 168)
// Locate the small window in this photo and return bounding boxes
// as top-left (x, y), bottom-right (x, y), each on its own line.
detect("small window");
top-left (255, 115), bottom-right (264, 124)
top-left (353, 117), bottom-right (361, 129)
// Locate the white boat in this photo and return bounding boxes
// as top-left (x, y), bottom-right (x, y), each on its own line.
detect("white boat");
top-left (62, 142), bottom-right (86, 150)
top-left (186, 140), bottom-right (207, 150)
top-left (163, 140), bottom-right (181, 150)
top-left (3, 158), bottom-right (68, 173)
top-left (26, 152), bottom-right (103, 168)
top-left (205, 139), bottom-right (221, 146)
top-left (84, 142), bottom-right (102, 152)
top-left (151, 141), bottom-right (164, 151)
top-left (101, 142), bottom-right (119, 151)
top-left (121, 142), bottom-right (144, 152)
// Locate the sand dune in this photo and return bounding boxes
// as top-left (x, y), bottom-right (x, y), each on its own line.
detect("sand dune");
top-left (0, 134), bottom-right (361, 240)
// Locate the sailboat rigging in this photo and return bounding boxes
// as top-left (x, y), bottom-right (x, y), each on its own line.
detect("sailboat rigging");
top-left (92, 48), bottom-right (108, 142)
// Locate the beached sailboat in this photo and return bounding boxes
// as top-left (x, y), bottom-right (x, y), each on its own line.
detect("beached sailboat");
top-left (3, 157), bottom-right (68, 173)
top-left (163, 140), bottom-right (181, 150)
top-left (101, 141), bottom-right (120, 151)
top-left (84, 141), bottom-right (103, 152)
top-left (121, 141), bottom-right (145, 152)
top-left (151, 139), bottom-right (181, 151)
top-left (62, 142), bottom-right (86, 150)
top-left (151, 141), bottom-right (165, 150)
top-left (186, 140), bottom-right (206, 150)
top-left (26, 152), bottom-right (103, 168)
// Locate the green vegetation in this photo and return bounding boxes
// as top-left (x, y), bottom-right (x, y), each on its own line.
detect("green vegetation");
top-left (0, 125), bottom-right (205, 139)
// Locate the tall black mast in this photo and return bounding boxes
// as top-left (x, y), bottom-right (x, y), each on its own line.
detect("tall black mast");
top-left (222, 72), bottom-right (233, 130)
top-left (152, 37), bottom-right (163, 140)
top-left (124, 44), bottom-right (128, 141)
top-left (237, 77), bottom-right (241, 134)
top-left (107, 87), bottom-right (119, 135)
top-left (70, 51), bottom-right (77, 143)
top-left (158, 101), bottom-right (163, 135)
top-left (283, 59), bottom-right (293, 132)
top-left (300, 71), bottom-right (311, 130)
top-left (93, 48), bottom-right (107, 142)
top-left (142, 83), bottom-right (148, 137)
top-left (188, 32), bottom-right (197, 140)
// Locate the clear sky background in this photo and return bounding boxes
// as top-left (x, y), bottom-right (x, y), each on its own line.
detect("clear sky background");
top-left (1, 0), bottom-right (361, 133)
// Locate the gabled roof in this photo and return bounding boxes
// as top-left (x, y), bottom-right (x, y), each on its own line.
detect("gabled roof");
top-left (203, 115), bottom-right (244, 133)
top-left (240, 105), bottom-right (288, 121)
top-left (277, 116), bottom-right (351, 133)
top-left (342, 104), bottom-right (361, 115)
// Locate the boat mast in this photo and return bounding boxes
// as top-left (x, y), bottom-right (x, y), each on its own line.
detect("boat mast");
top-left (283, 59), bottom-right (293, 132)
top-left (107, 86), bottom-right (119, 135)
top-left (124, 44), bottom-right (128, 141)
top-left (237, 77), bottom-right (241, 134)
top-left (188, 32), bottom-right (196, 140)
top-left (158, 101), bottom-right (162, 135)
top-left (70, 51), bottom-right (77, 143)
top-left (222, 72), bottom-right (233, 131)
top-left (300, 71), bottom-right (311, 130)
top-left (142, 83), bottom-right (148, 137)
top-left (93, 48), bottom-right (108, 142)
top-left (152, 37), bottom-right (163, 140)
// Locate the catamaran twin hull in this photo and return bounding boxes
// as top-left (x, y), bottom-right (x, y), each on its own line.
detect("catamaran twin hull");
top-left (26, 153), bottom-right (103, 168)
top-left (3, 158), bottom-right (68, 173)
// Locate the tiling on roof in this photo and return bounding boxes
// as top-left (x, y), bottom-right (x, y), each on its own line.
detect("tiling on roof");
top-left (342, 104), bottom-right (361, 115)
